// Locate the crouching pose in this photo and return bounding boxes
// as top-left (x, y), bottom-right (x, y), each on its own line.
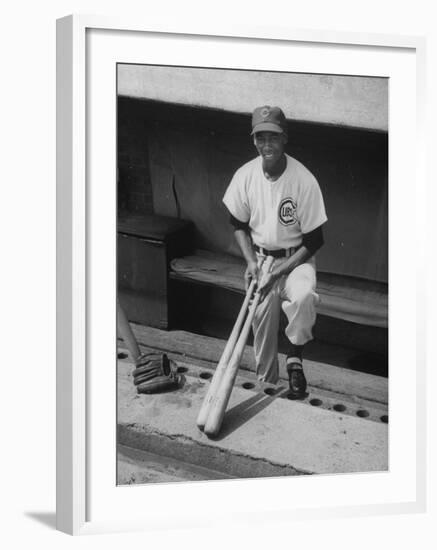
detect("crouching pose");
top-left (223, 105), bottom-right (328, 398)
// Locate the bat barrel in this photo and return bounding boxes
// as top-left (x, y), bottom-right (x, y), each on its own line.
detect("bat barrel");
top-left (196, 276), bottom-right (258, 430)
top-left (203, 255), bottom-right (274, 438)
top-left (196, 256), bottom-right (266, 430)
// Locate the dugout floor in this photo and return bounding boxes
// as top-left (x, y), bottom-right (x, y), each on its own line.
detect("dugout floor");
top-left (117, 325), bottom-right (388, 484)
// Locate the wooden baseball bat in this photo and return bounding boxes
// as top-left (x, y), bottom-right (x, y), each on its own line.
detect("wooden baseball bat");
top-left (204, 255), bottom-right (275, 437)
top-left (196, 257), bottom-right (265, 431)
top-left (117, 299), bottom-right (141, 362)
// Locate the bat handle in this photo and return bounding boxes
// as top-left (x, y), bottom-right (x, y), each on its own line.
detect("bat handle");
top-left (117, 299), bottom-right (141, 362)
top-left (256, 255), bottom-right (275, 288)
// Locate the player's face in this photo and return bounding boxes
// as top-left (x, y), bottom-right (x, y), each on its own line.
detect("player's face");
top-left (253, 131), bottom-right (287, 169)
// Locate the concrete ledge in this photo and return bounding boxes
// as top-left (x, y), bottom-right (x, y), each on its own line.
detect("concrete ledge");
top-left (118, 426), bottom-right (305, 479)
top-left (118, 360), bottom-right (388, 479)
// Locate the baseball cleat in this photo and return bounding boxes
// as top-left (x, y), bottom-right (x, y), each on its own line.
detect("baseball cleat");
top-left (286, 361), bottom-right (307, 399)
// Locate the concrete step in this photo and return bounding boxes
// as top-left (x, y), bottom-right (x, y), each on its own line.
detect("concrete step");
top-left (117, 358), bottom-right (388, 482)
top-left (118, 444), bottom-right (234, 484)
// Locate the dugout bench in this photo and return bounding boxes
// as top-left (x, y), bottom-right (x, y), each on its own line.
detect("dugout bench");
top-left (118, 214), bottom-right (388, 356)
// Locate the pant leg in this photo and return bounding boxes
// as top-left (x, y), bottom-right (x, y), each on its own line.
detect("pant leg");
top-left (252, 259), bottom-right (281, 384)
top-left (280, 260), bottom-right (318, 346)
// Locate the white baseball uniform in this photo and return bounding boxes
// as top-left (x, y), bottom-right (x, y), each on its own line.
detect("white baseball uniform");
top-left (223, 153), bottom-right (327, 383)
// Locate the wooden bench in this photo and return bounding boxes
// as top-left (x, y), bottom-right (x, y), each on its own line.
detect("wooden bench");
top-left (170, 249), bottom-right (388, 329)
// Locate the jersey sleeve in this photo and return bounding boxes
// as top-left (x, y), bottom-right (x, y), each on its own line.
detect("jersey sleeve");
top-left (297, 174), bottom-right (328, 234)
top-left (222, 169), bottom-right (250, 223)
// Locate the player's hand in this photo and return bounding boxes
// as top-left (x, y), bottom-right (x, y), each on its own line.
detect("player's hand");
top-left (244, 260), bottom-right (259, 291)
top-left (258, 271), bottom-right (278, 303)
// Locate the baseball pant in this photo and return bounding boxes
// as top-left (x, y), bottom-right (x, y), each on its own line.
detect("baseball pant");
top-left (252, 255), bottom-right (319, 384)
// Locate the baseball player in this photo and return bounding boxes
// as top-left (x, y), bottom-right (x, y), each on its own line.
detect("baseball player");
top-left (223, 105), bottom-right (327, 398)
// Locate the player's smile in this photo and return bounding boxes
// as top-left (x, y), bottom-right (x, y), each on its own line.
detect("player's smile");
top-left (254, 131), bottom-right (287, 174)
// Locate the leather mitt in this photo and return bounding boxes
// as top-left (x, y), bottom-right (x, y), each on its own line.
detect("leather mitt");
top-left (132, 352), bottom-right (180, 394)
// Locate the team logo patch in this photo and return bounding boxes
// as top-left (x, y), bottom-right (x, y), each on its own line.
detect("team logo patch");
top-left (278, 197), bottom-right (297, 226)
top-left (260, 107), bottom-right (270, 118)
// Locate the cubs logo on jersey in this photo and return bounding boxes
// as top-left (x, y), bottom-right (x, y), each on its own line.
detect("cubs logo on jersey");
top-left (278, 197), bottom-right (297, 226)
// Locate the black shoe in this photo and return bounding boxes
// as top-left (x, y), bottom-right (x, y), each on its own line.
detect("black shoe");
top-left (286, 361), bottom-right (307, 399)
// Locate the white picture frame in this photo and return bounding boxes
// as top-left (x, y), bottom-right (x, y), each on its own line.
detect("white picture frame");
top-left (56, 14), bottom-right (427, 535)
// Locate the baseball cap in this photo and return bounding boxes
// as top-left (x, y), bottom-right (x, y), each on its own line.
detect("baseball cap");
top-left (251, 105), bottom-right (287, 135)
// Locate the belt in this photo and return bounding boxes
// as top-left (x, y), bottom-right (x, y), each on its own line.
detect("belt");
top-left (254, 244), bottom-right (296, 258)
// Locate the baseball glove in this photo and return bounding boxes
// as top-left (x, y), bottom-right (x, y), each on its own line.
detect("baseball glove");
top-left (132, 352), bottom-right (180, 394)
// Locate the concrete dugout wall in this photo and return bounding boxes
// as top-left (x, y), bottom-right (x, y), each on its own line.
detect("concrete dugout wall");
top-left (118, 65), bottom-right (388, 132)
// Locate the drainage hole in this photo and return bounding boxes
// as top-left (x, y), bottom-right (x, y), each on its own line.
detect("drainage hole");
top-left (117, 352), bottom-right (128, 359)
top-left (310, 398), bottom-right (323, 407)
top-left (177, 366), bottom-right (188, 374)
top-left (356, 409), bottom-right (370, 418)
top-left (380, 415), bottom-right (389, 423)
top-left (333, 404), bottom-right (346, 412)
top-left (199, 371), bottom-right (212, 380)
top-left (264, 387), bottom-right (276, 396)
top-left (242, 382), bottom-right (255, 390)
